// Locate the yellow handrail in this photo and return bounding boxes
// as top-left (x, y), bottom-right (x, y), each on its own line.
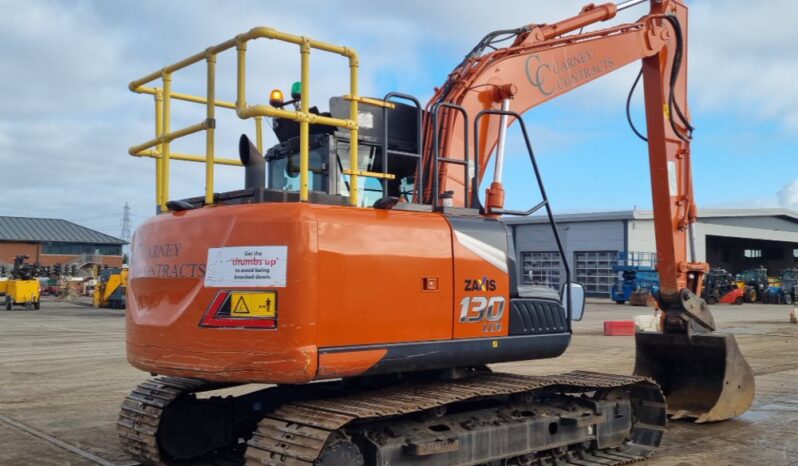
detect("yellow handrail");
top-left (129, 26), bottom-right (362, 212)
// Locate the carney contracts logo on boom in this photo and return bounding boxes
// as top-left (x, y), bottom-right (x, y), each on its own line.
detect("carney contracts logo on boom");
top-left (526, 50), bottom-right (614, 96)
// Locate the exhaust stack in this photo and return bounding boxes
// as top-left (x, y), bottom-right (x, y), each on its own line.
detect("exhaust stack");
top-left (239, 134), bottom-right (265, 191)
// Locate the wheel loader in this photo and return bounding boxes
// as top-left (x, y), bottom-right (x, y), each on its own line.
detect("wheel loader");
top-left (119, 1), bottom-right (755, 464)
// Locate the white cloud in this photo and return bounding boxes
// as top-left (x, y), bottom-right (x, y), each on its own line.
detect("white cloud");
top-left (779, 179), bottom-right (798, 209)
top-left (690, 0), bottom-right (798, 132)
top-left (0, 0), bottom-right (795, 234)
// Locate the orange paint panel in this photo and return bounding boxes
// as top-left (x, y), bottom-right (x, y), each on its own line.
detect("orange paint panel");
top-left (126, 202), bottom-right (456, 384)
top-left (127, 342), bottom-right (317, 384)
top-left (314, 207), bottom-right (454, 347)
top-left (126, 202), bottom-right (320, 384)
top-left (317, 349), bottom-right (388, 379)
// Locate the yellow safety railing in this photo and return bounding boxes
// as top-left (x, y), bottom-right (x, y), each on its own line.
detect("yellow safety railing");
top-left (129, 26), bottom-right (383, 212)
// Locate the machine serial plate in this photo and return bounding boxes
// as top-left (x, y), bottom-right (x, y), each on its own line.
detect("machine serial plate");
top-left (229, 291), bottom-right (276, 318)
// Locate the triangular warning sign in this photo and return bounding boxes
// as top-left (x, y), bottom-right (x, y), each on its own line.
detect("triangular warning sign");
top-left (232, 295), bottom-right (250, 314)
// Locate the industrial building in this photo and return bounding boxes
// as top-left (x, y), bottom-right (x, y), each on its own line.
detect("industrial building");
top-left (0, 216), bottom-right (127, 269)
top-left (506, 208), bottom-right (798, 296)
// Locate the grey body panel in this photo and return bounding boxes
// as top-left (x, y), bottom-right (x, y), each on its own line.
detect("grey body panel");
top-left (319, 333), bottom-right (571, 376)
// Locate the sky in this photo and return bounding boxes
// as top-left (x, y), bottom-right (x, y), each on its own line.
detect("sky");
top-left (0, 0), bottom-right (796, 239)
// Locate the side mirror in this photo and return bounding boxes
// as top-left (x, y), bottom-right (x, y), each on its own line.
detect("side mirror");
top-left (560, 282), bottom-right (586, 321)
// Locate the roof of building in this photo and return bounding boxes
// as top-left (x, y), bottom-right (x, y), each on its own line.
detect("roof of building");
top-left (0, 216), bottom-right (126, 245)
top-left (503, 208), bottom-right (798, 225)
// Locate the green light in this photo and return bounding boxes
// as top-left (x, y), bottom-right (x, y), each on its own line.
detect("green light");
top-left (291, 81), bottom-right (302, 100)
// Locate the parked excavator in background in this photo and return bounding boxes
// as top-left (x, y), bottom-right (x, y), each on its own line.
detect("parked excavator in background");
top-left (93, 266), bottom-right (128, 309)
top-left (119, 1), bottom-right (754, 464)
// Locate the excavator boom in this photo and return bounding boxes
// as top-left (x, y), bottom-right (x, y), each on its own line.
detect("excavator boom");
top-left (425, 0), bottom-right (754, 421)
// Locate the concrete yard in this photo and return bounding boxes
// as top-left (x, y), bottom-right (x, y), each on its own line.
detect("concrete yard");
top-left (2, 297), bottom-right (798, 466)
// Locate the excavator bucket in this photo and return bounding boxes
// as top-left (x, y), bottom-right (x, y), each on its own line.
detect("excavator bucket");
top-left (634, 331), bottom-right (755, 423)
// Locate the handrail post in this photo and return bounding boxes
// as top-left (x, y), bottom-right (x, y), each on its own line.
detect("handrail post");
top-left (299, 39), bottom-right (311, 202)
top-left (348, 52), bottom-right (360, 206)
top-left (154, 89), bottom-right (163, 213)
top-left (161, 72), bottom-right (172, 213)
top-left (381, 99), bottom-right (389, 197)
top-left (255, 116), bottom-right (264, 153)
top-left (474, 108), bottom-right (571, 320)
top-left (205, 52), bottom-right (217, 206)
top-left (431, 102), bottom-right (471, 210)
top-left (235, 40), bottom-right (247, 111)
top-left (431, 104), bottom-right (440, 210)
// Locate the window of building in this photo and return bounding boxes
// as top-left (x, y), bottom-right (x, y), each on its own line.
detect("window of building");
top-left (794, 248), bottom-right (798, 258)
top-left (744, 249), bottom-right (762, 258)
top-left (575, 251), bottom-right (617, 294)
top-left (42, 242), bottom-right (122, 256)
top-left (764, 247), bottom-right (783, 260)
top-left (722, 246), bottom-right (731, 263)
top-left (520, 252), bottom-right (561, 289)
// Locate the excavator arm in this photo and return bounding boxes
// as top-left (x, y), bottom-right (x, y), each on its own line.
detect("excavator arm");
top-left (424, 0), bottom-right (754, 422)
top-left (426, 0), bottom-right (705, 307)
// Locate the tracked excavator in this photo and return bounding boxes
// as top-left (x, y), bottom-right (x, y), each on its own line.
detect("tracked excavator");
top-left (120, 0), bottom-right (755, 464)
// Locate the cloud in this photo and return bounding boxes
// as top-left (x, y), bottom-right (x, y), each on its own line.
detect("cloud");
top-left (0, 0), bottom-right (795, 235)
top-left (690, 0), bottom-right (798, 133)
top-left (779, 179), bottom-right (798, 209)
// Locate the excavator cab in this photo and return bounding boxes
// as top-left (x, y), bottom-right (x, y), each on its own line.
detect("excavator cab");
top-left (264, 97), bottom-right (423, 207)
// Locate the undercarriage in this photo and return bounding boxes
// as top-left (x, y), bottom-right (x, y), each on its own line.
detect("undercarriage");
top-left (118, 370), bottom-right (665, 466)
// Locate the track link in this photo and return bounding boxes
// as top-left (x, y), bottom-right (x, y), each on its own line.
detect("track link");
top-left (117, 376), bottom-right (241, 466)
top-left (246, 371), bottom-right (666, 466)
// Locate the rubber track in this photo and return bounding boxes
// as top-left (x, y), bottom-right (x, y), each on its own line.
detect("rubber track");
top-left (117, 376), bottom-right (242, 466)
top-left (245, 371), bottom-right (666, 466)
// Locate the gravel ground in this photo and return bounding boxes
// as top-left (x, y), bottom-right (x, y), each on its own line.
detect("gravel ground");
top-left (1, 296), bottom-right (797, 465)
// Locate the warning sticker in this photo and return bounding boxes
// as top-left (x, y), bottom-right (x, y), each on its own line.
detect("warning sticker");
top-left (229, 291), bottom-right (276, 317)
top-left (358, 111), bottom-right (374, 129)
top-left (667, 161), bottom-right (677, 197)
top-left (204, 246), bottom-right (287, 288)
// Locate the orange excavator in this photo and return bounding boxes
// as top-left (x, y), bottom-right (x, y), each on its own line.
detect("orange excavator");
top-left (120, 1), bottom-right (754, 464)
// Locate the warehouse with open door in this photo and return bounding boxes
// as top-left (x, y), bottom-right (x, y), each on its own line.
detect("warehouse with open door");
top-left (507, 208), bottom-right (798, 297)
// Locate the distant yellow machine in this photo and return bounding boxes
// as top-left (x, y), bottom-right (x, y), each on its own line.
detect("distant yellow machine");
top-left (93, 267), bottom-right (127, 309)
top-left (3, 255), bottom-right (43, 310)
top-left (5, 280), bottom-right (40, 310)
top-left (0, 279), bottom-right (8, 296)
